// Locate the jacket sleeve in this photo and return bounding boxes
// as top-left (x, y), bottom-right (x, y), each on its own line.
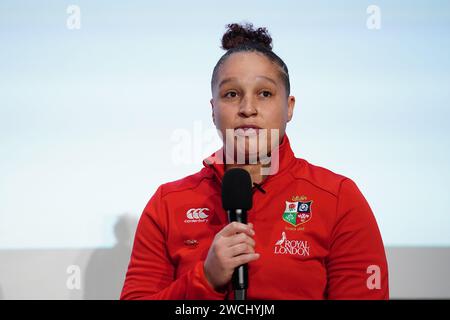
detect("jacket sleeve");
top-left (120, 185), bottom-right (227, 300)
top-left (325, 178), bottom-right (389, 299)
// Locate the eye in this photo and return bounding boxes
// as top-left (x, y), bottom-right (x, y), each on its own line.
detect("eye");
top-left (260, 90), bottom-right (272, 97)
top-left (224, 91), bottom-right (238, 98)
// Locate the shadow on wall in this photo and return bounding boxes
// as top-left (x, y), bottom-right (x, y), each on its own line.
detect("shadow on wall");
top-left (80, 213), bottom-right (138, 300)
top-left (0, 284), bottom-right (3, 300)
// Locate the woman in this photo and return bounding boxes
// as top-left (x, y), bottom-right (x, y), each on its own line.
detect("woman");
top-left (120, 22), bottom-right (389, 300)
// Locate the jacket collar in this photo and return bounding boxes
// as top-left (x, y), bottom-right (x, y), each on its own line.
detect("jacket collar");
top-left (202, 133), bottom-right (296, 187)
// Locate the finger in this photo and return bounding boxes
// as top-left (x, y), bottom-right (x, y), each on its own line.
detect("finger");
top-left (227, 232), bottom-right (255, 248)
top-left (227, 242), bottom-right (255, 257)
top-left (231, 253), bottom-right (260, 268)
top-left (218, 221), bottom-right (254, 238)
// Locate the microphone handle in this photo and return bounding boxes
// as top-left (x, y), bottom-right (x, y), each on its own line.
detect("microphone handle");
top-left (227, 209), bottom-right (248, 300)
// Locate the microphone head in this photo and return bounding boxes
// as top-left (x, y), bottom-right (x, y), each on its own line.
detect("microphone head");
top-left (221, 168), bottom-right (253, 211)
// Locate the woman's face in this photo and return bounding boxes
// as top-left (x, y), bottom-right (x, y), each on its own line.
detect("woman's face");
top-left (210, 51), bottom-right (295, 163)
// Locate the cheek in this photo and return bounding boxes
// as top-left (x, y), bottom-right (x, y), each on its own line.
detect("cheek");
top-left (262, 107), bottom-right (286, 127)
top-left (214, 105), bottom-right (234, 127)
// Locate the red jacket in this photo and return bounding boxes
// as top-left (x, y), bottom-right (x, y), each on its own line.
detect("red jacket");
top-left (120, 134), bottom-right (389, 299)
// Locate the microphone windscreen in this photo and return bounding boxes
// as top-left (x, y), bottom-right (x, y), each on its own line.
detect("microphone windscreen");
top-left (222, 168), bottom-right (253, 210)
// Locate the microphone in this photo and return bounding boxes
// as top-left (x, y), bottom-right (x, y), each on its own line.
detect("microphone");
top-left (221, 168), bottom-right (253, 300)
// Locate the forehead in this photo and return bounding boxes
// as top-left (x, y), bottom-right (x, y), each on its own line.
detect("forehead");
top-left (216, 51), bottom-right (281, 86)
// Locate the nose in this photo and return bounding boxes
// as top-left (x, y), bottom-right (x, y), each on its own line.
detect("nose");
top-left (238, 94), bottom-right (258, 118)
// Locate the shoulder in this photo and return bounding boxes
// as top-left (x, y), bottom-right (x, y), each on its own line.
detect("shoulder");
top-left (291, 158), bottom-right (353, 198)
top-left (142, 167), bottom-right (213, 220)
top-left (157, 167), bottom-right (213, 199)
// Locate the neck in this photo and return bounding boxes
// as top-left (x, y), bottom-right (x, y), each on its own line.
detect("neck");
top-left (225, 163), bottom-right (266, 185)
top-left (222, 134), bottom-right (286, 184)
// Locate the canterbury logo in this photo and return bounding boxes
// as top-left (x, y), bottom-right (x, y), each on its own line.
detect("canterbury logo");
top-left (186, 208), bottom-right (209, 220)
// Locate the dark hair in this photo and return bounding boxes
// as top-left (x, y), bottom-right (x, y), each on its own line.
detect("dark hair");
top-left (211, 22), bottom-right (290, 96)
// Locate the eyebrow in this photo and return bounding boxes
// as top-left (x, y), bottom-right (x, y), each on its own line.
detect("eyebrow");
top-left (218, 75), bottom-right (277, 88)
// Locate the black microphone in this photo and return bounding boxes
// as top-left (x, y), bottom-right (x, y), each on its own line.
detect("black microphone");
top-left (221, 168), bottom-right (253, 300)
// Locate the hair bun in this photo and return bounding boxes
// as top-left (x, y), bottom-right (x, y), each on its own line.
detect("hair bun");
top-left (221, 22), bottom-right (273, 51)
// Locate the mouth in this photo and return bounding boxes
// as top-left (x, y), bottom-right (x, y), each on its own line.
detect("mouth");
top-left (233, 125), bottom-right (262, 136)
top-left (234, 125), bottom-right (262, 131)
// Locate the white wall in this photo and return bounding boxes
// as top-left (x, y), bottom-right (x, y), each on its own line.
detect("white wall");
top-left (1, 1), bottom-right (450, 300)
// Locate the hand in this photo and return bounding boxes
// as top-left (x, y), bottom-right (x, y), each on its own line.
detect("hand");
top-left (203, 221), bottom-right (259, 292)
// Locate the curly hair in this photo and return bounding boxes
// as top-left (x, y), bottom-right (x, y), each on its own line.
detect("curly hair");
top-left (211, 22), bottom-right (290, 96)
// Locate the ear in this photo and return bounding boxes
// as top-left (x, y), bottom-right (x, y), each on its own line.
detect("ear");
top-left (287, 96), bottom-right (295, 122)
top-left (210, 98), bottom-right (216, 126)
